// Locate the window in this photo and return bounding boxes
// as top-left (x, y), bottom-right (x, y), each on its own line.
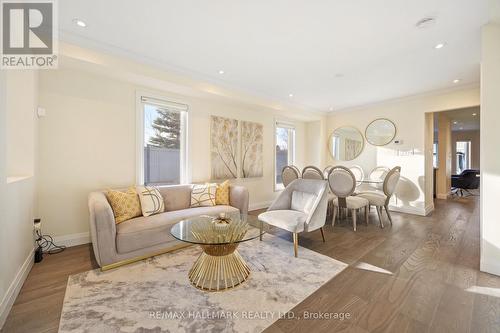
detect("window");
top-left (456, 141), bottom-right (471, 174)
top-left (275, 121), bottom-right (295, 189)
top-left (138, 95), bottom-right (188, 185)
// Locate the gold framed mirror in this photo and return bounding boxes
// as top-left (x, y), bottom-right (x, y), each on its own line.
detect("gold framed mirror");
top-left (365, 118), bottom-right (396, 146)
top-left (328, 126), bottom-right (364, 161)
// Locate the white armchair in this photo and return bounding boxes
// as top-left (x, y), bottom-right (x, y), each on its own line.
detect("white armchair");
top-left (258, 179), bottom-right (329, 257)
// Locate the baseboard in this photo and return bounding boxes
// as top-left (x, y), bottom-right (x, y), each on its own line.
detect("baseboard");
top-left (388, 204), bottom-right (427, 216)
top-left (424, 203), bottom-right (435, 216)
top-left (249, 201), bottom-right (272, 211)
top-left (480, 260), bottom-right (500, 277)
top-left (436, 193), bottom-right (450, 200)
top-left (0, 247), bottom-right (35, 330)
top-left (53, 232), bottom-right (90, 247)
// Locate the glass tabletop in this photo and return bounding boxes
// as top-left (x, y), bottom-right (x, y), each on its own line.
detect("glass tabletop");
top-left (358, 179), bottom-right (384, 184)
top-left (170, 212), bottom-right (267, 245)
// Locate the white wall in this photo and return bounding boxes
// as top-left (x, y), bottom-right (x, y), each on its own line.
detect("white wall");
top-left (324, 87), bottom-right (480, 215)
top-left (480, 22), bottom-right (500, 276)
top-left (0, 70), bottom-right (38, 328)
top-left (37, 49), bottom-right (312, 240)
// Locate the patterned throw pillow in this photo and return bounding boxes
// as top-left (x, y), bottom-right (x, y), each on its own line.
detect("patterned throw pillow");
top-left (136, 186), bottom-right (165, 217)
top-left (105, 187), bottom-right (142, 224)
top-left (215, 180), bottom-right (230, 205)
top-left (191, 183), bottom-right (216, 207)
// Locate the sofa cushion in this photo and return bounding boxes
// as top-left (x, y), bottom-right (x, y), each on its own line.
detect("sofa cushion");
top-left (116, 205), bottom-right (239, 253)
top-left (105, 187), bottom-right (142, 224)
top-left (157, 185), bottom-right (193, 211)
top-left (258, 210), bottom-right (308, 233)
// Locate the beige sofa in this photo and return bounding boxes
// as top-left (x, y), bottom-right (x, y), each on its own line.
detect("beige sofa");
top-left (88, 184), bottom-right (249, 269)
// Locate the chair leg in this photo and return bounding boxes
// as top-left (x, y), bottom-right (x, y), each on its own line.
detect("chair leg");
top-left (332, 206), bottom-right (337, 227)
top-left (384, 205), bottom-right (393, 225)
top-left (352, 209), bottom-right (357, 231)
top-left (293, 233), bottom-right (298, 257)
top-left (320, 227), bottom-right (325, 242)
top-left (365, 205), bottom-right (369, 225)
top-left (259, 220), bottom-right (263, 241)
top-left (376, 206), bottom-right (384, 229)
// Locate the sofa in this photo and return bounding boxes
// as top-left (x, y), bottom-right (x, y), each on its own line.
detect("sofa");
top-left (88, 184), bottom-right (249, 269)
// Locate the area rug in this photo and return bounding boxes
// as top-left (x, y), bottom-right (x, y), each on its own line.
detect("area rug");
top-left (59, 234), bottom-right (347, 333)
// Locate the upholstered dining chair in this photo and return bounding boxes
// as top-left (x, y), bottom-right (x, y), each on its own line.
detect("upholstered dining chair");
top-left (281, 165), bottom-right (300, 187)
top-left (349, 165), bottom-right (364, 187)
top-left (323, 165), bottom-right (334, 178)
top-left (357, 166), bottom-right (401, 228)
top-left (302, 166), bottom-right (324, 180)
top-left (328, 166), bottom-right (369, 231)
top-left (258, 179), bottom-right (329, 257)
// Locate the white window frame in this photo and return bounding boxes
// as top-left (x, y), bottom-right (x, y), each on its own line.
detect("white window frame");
top-left (274, 119), bottom-right (296, 191)
top-left (136, 91), bottom-right (189, 185)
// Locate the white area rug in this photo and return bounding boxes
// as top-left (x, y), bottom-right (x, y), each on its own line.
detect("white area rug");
top-left (59, 234), bottom-right (347, 333)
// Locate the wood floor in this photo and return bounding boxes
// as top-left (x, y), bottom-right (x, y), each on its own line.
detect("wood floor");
top-left (3, 197), bottom-right (500, 332)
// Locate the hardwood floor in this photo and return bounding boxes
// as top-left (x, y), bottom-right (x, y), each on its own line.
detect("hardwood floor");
top-left (3, 197), bottom-right (500, 332)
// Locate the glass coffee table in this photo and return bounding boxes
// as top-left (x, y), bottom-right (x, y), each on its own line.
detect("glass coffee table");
top-left (170, 212), bottom-right (266, 291)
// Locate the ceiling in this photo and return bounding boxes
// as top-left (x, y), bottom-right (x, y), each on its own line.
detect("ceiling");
top-left (58, 0), bottom-right (489, 113)
top-left (446, 106), bottom-right (480, 131)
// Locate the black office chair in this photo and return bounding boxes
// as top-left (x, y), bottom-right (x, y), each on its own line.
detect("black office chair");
top-left (451, 169), bottom-right (480, 196)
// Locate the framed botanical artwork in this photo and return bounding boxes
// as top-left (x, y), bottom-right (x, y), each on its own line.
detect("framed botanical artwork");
top-left (241, 120), bottom-right (263, 178)
top-left (210, 116), bottom-right (238, 179)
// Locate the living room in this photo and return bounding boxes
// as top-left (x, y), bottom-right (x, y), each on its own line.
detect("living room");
top-left (1, 1), bottom-right (500, 332)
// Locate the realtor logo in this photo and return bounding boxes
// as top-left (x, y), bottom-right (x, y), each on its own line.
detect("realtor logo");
top-left (1, 0), bottom-right (58, 69)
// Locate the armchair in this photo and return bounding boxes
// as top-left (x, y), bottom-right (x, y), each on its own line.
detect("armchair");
top-left (451, 169), bottom-right (480, 196)
top-left (258, 179), bottom-right (329, 257)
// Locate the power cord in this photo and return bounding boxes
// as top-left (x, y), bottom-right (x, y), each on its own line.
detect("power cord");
top-left (35, 229), bottom-right (66, 254)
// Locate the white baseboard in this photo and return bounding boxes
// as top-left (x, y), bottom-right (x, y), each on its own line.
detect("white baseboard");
top-left (249, 201), bottom-right (272, 211)
top-left (53, 232), bottom-right (90, 247)
top-left (424, 203), bottom-right (435, 216)
top-left (480, 260), bottom-right (500, 277)
top-left (388, 204), bottom-right (427, 216)
top-left (0, 247), bottom-right (35, 330)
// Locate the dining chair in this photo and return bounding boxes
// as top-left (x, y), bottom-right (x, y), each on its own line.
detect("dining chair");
top-left (302, 166), bottom-right (324, 180)
top-left (281, 165), bottom-right (300, 187)
top-left (349, 165), bottom-right (364, 186)
top-left (258, 179), bottom-right (329, 257)
top-left (369, 166), bottom-right (390, 190)
top-left (323, 165), bottom-right (334, 178)
top-left (357, 166), bottom-right (401, 228)
top-left (327, 166), bottom-right (369, 231)
top-left (290, 165), bottom-right (301, 176)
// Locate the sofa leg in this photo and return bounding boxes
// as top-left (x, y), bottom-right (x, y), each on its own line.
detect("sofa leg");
top-left (320, 227), bottom-right (325, 242)
top-left (293, 233), bottom-right (298, 257)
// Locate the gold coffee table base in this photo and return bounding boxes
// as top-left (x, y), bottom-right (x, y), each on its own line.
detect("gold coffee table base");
top-left (188, 243), bottom-right (250, 291)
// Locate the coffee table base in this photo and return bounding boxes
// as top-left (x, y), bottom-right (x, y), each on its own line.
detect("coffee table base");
top-left (188, 244), bottom-right (250, 291)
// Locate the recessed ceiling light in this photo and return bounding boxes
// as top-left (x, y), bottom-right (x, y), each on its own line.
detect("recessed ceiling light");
top-left (329, 107), bottom-right (334, 111)
top-left (416, 17), bottom-right (437, 29)
top-left (288, 93), bottom-right (294, 98)
top-left (453, 79), bottom-right (461, 84)
top-left (73, 18), bottom-right (87, 27)
top-left (434, 42), bottom-right (446, 49)
top-left (460, 127), bottom-right (464, 130)
top-left (472, 113), bottom-right (477, 116)
top-left (218, 70), bottom-right (225, 74)
top-left (453, 121), bottom-right (458, 124)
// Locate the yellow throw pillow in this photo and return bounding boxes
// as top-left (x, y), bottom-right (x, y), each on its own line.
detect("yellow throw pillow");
top-left (106, 187), bottom-right (142, 224)
top-left (215, 180), bottom-right (230, 205)
top-left (191, 183), bottom-right (216, 207)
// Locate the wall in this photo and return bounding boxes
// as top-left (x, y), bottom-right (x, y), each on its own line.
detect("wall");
top-left (436, 112), bottom-right (452, 199)
top-left (451, 130), bottom-right (480, 173)
top-left (480, 22), bottom-right (500, 276)
top-left (0, 70), bottom-right (38, 328)
top-left (325, 87), bottom-right (480, 215)
top-left (37, 49), bottom-right (311, 240)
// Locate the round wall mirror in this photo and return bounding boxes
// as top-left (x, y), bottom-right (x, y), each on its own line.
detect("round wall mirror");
top-left (365, 119), bottom-right (396, 146)
top-left (328, 126), bottom-right (364, 161)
